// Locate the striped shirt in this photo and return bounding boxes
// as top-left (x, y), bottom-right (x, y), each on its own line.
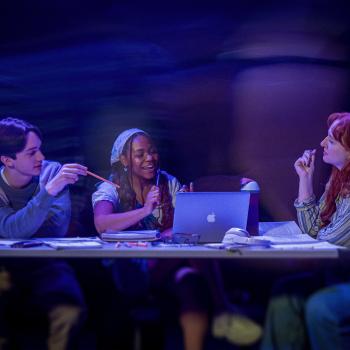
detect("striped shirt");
top-left (295, 193), bottom-right (350, 247)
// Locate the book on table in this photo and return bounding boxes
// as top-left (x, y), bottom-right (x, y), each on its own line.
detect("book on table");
top-left (101, 230), bottom-right (160, 242)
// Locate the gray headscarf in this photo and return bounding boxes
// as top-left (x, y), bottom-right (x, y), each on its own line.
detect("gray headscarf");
top-left (110, 128), bottom-right (148, 165)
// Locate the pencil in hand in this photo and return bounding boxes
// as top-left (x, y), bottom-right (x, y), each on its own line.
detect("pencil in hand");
top-left (87, 170), bottom-right (120, 188)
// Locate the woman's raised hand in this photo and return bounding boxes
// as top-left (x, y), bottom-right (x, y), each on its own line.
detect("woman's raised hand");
top-left (294, 149), bottom-right (316, 179)
top-left (144, 185), bottom-right (160, 215)
top-left (179, 182), bottom-right (194, 192)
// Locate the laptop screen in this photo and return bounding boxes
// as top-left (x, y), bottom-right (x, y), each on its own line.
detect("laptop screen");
top-left (172, 192), bottom-right (250, 243)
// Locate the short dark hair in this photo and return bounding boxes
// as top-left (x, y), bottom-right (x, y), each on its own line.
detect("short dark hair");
top-left (0, 117), bottom-right (42, 159)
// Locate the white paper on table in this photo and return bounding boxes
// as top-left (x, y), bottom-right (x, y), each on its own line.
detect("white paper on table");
top-left (40, 237), bottom-right (104, 249)
top-left (259, 221), bottom-right (302, 237)
top-left (255, 221), bottom-right (341, 248)
top-left (0, 239), bottom-right (23, 247)
top-left (271, 241), bottom-right (339, 250)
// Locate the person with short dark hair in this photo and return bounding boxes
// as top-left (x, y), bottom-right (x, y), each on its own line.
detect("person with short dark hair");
top-left (0, 117), bottom-right (87, 349)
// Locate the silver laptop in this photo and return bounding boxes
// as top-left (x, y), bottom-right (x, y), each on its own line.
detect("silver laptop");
top-left (172, 192), bottom-right (250, 243)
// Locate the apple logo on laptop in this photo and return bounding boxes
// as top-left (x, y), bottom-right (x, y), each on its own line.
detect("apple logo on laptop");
top-left (207, 212), bottom-right (216, 223)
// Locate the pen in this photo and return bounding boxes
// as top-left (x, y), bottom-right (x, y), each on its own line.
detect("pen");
top-left (124, 242), bottom-right (150, 248)
top-left (156, 169), bottom-right (160, 187)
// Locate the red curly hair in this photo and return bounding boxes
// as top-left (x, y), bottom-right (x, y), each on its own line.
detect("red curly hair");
top-left (320, 112), bottom-right (350, 226)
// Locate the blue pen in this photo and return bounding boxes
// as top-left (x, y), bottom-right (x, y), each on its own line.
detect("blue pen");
top-left (156, 169), bottom-right (160, 187)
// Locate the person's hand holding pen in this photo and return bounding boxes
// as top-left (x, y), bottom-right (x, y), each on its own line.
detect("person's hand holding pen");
top-left (46, 162), bottom-right (122, 197)
top-left (295, 149), bottom-right (316, 202)
top-left (144, 186), bottom-right (160, 215)
top-left (46, 163), bottom-right (87, 196)
top-left (294, 149), bottom-right (316, 180)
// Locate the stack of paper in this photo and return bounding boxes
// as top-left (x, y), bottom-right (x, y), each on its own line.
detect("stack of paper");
top-left (101, 230), bottom-right (160, 242)
top-left (40, 237), bottom-right (103, 249)
top-left (256, 222), bottom-right (339, 250)
top-left (259, 221), bottom-right (303, 237)
top-left (0, 237), bottom-right (104, 249)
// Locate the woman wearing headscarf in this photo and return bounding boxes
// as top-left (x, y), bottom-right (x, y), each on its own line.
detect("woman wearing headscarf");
top-left (93, 128), bottom-right (178, 234)
top-left (92, 128), bottom-right (210, 350)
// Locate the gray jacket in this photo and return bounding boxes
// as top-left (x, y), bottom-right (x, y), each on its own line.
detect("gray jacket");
top-left (0, 161), bottom-right (71, 239)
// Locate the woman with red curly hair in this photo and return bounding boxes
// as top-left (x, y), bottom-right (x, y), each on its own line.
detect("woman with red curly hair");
top-left (295, 112), bottom-right (350, 246)
top-left (261, 112), bottom-right (350, 350)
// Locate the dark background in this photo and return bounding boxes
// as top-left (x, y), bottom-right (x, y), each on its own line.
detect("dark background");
top-left (1, 0), bottom-right (350, 233)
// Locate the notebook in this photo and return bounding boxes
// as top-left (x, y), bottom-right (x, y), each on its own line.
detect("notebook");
top-left (101, 230), bottom-right (160, 242)
top-left (172, 192), bottom-right (250, 243)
